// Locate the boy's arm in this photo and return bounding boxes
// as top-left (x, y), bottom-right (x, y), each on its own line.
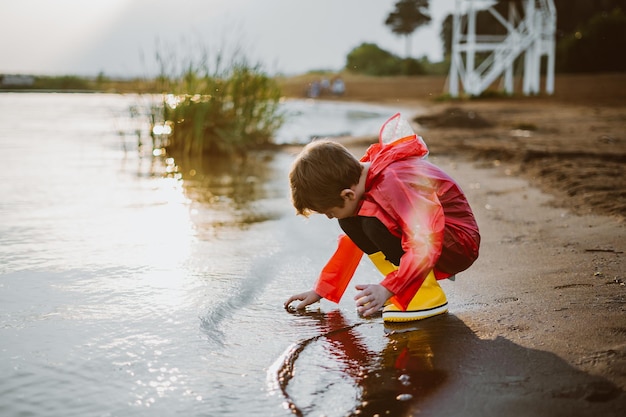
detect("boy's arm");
top-left (314, 234), bottom-right (364, 303)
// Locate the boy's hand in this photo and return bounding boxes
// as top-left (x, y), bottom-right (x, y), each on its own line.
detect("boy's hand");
top-left (354, 284), bottom-right (392, 317)
top-left (284, 290), bottom-right (322, 311)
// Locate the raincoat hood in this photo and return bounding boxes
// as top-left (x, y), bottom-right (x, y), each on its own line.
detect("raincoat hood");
top-left (361, 112), bottom-right (429, 186)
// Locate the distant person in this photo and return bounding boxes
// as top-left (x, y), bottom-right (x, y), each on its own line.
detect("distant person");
top-left (307, 80), bottom-right (321, 98)
top-left (331, 77), bottom-right (345, 96)
top-left (284, 113), bottom-right (480, 322)
top-left (320, 77), bottom-right (330, 94)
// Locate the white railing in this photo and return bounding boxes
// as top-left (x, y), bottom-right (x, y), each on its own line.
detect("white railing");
top-left (448, 0), bottom-right (556, 97)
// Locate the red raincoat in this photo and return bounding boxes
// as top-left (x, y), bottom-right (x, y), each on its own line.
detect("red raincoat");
top-left (314, 114), bottom-right (480, 310)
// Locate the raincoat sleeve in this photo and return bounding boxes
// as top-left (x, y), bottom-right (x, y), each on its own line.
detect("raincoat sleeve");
top-left (314, 234), bottom-right (364, 303)
top-left (372, 171), bottom-right (445, 310)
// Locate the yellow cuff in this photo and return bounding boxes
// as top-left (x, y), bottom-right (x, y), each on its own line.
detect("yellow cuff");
top-left (368, 251), bottom-right (398, 276)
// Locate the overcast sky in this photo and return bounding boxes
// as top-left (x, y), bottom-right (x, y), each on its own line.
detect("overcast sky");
top-left (1, 0), bottom-right (459, 77)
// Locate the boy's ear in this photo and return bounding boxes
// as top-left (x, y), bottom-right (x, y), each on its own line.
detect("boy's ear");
top-left (340, 189), bottom-right (355, 200)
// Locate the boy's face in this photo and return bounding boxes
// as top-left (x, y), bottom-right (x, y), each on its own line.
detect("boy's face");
top-left (321, 188), bottom-right (360, 220)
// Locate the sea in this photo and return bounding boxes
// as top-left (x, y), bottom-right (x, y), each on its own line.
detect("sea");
top-left (0, 92), bottom-right (415, 417)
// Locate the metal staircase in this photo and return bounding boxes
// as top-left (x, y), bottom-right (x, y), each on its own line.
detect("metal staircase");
top-left (448, 0), bottom-right (556, 97)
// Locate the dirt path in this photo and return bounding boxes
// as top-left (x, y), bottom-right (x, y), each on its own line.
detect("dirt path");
top-left (436, 156), bottom-right (625, 406)
top-left (413, 99), bottom-right (626, 220)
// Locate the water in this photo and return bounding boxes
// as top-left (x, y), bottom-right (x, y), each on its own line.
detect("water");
top-left (276, 99), bottom-right (414, 144)
top-left (0, 93), bottom-right (406, 416)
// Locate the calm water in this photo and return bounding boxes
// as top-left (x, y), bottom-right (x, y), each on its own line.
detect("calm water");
top-left (0, 93), bottom-right (408, 417)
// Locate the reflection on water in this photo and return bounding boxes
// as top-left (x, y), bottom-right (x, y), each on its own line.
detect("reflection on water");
top-left (270, 310), bottom-right (449, 416)
top-left (173, 151), bottom-right (283, 228)
top-left (271, 311), bottom-right (624, 417)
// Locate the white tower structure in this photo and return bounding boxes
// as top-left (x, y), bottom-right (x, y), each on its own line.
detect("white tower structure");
top-left (448, 0), bottom-right (556, 97)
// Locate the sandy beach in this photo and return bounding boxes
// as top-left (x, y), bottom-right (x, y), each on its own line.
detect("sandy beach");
top-left (280, 73), bottom-right (625, 414)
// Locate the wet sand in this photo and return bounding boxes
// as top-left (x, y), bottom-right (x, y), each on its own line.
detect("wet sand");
top-left (278, 74), bottom-right (625, 415)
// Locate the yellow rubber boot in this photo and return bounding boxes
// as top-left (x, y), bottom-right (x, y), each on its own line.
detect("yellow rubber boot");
top-left (367, 251), bottom-right (398, 276)
top-left (382, 270), bottom-right (448, 323)
top-left (368, 252), bottom-right (398, 308)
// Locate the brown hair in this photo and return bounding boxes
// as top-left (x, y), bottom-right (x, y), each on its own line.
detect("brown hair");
top-left (289, 139), bottom-right (362, 216)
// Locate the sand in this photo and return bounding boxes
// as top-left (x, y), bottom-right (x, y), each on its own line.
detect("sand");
top-left (284, 73), bottom-right (625, 414)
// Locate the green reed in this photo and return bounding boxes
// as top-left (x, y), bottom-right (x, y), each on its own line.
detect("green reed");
top-left (150, 49), bottom-right (284, 157)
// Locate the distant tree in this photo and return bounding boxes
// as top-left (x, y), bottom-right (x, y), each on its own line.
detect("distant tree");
top-left (440, 14), bottom-right (453, 60)
top-left (552, 0), bottom-right (626, 34)
top-left (96, 71), bottom-right (109, 86)
top-left (557, 7), bottom-right (626, 72)
top-left (384, 0), bottom-right (432, 58)
top-left (346, 43), bottom-right (399, 76)
top-left (345, 43), bottom-right (426, 76)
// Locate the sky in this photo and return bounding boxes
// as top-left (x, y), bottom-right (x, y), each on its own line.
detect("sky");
top-left (1, 0), bottom-right (459, 78)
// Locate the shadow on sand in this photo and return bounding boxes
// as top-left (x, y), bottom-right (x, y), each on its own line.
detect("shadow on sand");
top-left (272, 311), bottom-right (624, 416)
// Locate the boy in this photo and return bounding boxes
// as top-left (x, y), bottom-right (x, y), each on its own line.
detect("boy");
top-left (284, 113), bottom-right (480, 322)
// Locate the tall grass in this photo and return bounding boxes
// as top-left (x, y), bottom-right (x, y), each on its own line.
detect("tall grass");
top-left (150, 46), bottom-right (284, 157)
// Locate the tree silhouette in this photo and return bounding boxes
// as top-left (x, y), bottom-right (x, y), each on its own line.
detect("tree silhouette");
top-left (385, 0), bottom-right (432, 58)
